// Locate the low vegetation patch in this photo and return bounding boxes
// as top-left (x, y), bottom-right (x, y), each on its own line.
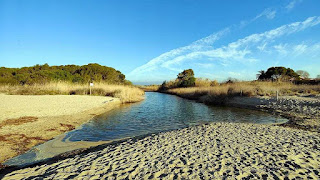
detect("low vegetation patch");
top-left (166, 81), bottom-right (320, 104)
top-left (0, 82), bottom-right (145, 103)
top-left (158, 67), bottom-right (320, 105)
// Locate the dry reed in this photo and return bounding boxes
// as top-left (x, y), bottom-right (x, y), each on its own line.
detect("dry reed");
top-left (137, 85), bottom-right (160, 92)
top-left (0, 82), bottom-right (145, 103)
top-left (165, 81), bottom-right (320, 104)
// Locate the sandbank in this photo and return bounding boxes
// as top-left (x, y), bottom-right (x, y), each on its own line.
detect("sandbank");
top-left (0, 94), bottom-right (121, 163)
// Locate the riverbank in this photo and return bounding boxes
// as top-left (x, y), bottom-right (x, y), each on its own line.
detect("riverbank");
top-left (227, 96), bottom-right (320, 132)
top-left (0, 94), bottom-right (121, 164)
top-left (161, 87), bottom-right (320, 132)
top-left (2, 122), bottom-right (319, 179)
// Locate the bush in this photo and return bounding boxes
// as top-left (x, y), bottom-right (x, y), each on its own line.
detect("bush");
top-left (177, 69), bottom-right (196, 87)
top-left (179, 77), bottom-right (195, 87)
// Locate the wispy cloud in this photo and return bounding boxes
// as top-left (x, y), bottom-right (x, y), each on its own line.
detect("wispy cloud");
top-left (274, 42), bottom-right (320, 57)
top-left (286, 0), bottom-right (303, 10)
top-left (240, 8), bottom-right (276, 28)
top-left (160, 16), bottom-right (320, 68)
top-left (194, 63), bottom-right (214, 68)
top-left (129, 16), bottom-right (320, 82)
top-left (129, 28), bottom-right (229, 75)
top-left (255, 8), bottom-right (277, 20)
top-left (273, 43), bottom-right (288, 55)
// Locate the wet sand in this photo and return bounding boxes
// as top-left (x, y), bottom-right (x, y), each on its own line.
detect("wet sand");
top-left (0, 94), bottom-right (121, 163)
top-left (3, 122), bottom-right (319, 179)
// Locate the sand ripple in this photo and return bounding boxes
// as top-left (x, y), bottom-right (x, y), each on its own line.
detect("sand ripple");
top-left (3, 123), bottom-right (320, 179)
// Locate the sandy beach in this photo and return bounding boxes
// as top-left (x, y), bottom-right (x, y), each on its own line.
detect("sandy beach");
top-left (2, 122), bottom-right (319, 179)
top-left (0, 94), bottom-right (121, 163)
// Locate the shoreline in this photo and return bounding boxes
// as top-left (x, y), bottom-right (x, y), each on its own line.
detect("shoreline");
top-left (1, 92), bottom-right (319, 178)
top-left (0, 94), bottom-right (122, 164)
top-left (2, 122), bottom-right (319, 179)
top-left (159, 90), bottom-right (320, 132)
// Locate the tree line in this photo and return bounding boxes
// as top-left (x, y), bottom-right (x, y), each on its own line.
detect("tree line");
top-left (160, 66), bottom-right (319, 89)
top-left (0, 63), bottom-right (132, 85)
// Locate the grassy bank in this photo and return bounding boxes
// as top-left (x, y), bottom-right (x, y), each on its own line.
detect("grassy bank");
top-left (137, 85), bottom-right (160, 92)
top-left (162, 81), bottom-right (320, 104)
top-left (0, 82), bottom-right (145, 103)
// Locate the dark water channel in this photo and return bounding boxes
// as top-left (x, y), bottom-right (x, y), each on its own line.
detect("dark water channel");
top-left (5, 92), bottom-right (287, 166)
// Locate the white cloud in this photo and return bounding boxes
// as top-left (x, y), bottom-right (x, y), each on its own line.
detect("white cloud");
top-left (274, 43), bottom-right (288, 55)
top-left (293, 44), bottom-right (307, 56)
top-left (256, 9), bottom-right (277, 20)
top-left (129, 28), bottom-right (229, 76)
top-left (194, 63), bottom-right (214, 68)
top-left (257, 43), bottom-right (268, 51)
top-left (286, 0), bottom-right (303, 10)
top-left (273, 42), bottom-right (320, 57)
top-left (129, 16), bottom-right (320, 82)
top-left (161, 16), bottom-right (320, 68)
top-left (240, 8), bottom-right (277, 28)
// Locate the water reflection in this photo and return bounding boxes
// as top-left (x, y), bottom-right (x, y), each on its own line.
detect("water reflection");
top-left (5, 92), bottom-right (288, 166)
top-left (63, 92), bottom-right (287, 142)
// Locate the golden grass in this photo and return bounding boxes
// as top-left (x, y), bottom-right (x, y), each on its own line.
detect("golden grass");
top-left (0, 82), bottom-right (145, 103)
top-left (195, 78), bottom-right (219, 87)
top-left (137, 85), bottom-right (161, 92)
top-left (165, 81), bottom-right (320, 104)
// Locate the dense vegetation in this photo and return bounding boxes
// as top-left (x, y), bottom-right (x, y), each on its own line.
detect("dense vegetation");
top-left (153, 67), bottom-right (320, 103)
top-left (257, 67), bottom-right (300, 81)
top-left (160, 69), bottom-right (197, 90)
top-left (159, 66), bottom-right (314, 91)
top-left (0, 63), bottom-right (131, 85)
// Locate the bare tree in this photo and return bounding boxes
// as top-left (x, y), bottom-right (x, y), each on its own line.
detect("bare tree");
top-left (296, 70), bottom-right (310, 79)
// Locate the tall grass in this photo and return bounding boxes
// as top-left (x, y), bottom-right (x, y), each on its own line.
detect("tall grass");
top-left (137, 85), bottom-right (160, 92)
top-left (0, 82), bottom-right (145, 103)
top-left (195, 78), bottom-right (219, 87)
top-left (165, 81), bottom-right (320, 104)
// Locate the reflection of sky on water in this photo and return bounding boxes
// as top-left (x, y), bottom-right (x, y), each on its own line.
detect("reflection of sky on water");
top-left (63, 92), bottom-right (287, 142)
top-left (5, 92), bottom-right (287, 167)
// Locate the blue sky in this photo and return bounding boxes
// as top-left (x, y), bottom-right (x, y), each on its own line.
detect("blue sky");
top-left (0, 0), bottom-right (320, 84)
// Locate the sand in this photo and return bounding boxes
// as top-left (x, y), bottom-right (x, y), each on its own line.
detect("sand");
top-left (2, 122), bottom-right (319, 179)
top-left (0, 94), bottom-right (121, 163)
top-left (227, 95), bottom-right (320, 132)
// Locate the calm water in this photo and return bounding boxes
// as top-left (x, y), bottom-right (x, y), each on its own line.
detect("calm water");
top-left (63, 92), bottom-right (287, 142)
top-left (5, 92), bottom-right (287, 166)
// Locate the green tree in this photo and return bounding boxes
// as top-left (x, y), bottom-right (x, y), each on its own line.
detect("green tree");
top-left (0, 63), bottom-right (131, 85)
top-left (257, 67), bottom-right (299, 81)
top-left (177, 69), bottom-right (196, 87)
top-left (257, 70), bottom-right (266, 80)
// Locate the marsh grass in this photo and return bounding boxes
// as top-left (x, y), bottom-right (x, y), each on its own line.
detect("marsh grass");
top-left (0, 82), bottom-right (145, 103)
top-left (137, 85), bottom-right (161, 92)
top-left (165, 81), bottom-right (320, 104)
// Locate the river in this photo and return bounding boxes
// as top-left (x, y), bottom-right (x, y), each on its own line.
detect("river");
top-left (5, 92), bottom-right (287, 166)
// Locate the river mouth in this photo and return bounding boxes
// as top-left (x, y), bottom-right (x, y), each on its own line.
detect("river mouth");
top-left (4, 92), bottom-right (288, 167)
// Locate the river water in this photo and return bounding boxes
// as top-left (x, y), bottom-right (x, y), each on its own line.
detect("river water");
top-left (5, 92), bottom-right (288, 166)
